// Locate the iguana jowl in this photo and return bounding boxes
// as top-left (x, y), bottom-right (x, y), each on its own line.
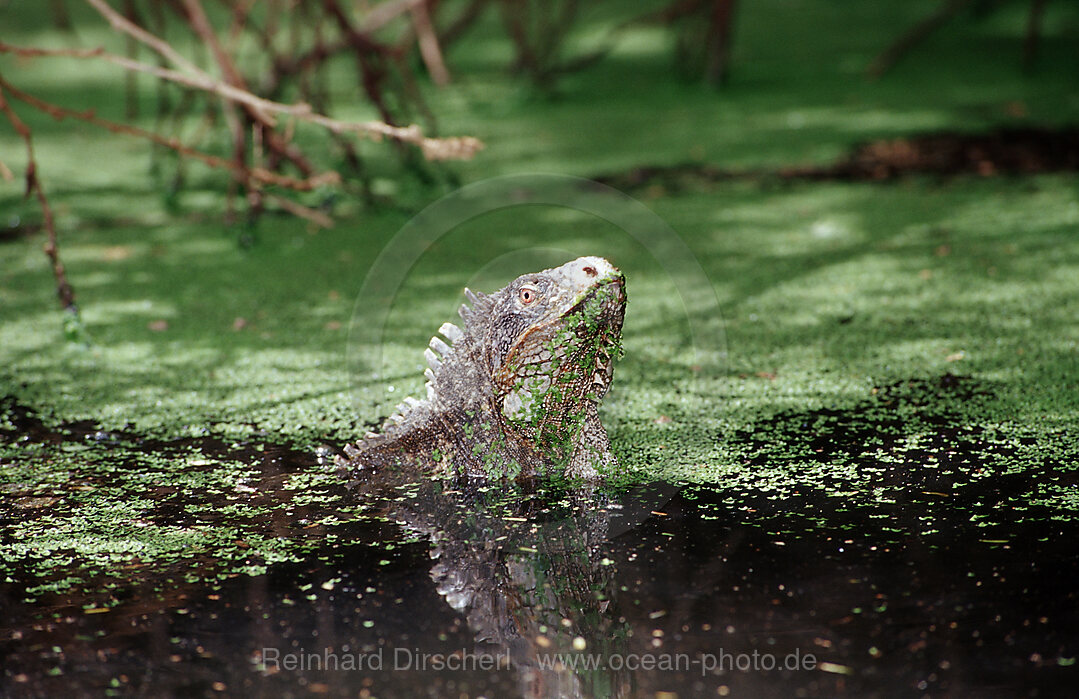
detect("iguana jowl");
top-left (339, 256), bottom-right (626, 480)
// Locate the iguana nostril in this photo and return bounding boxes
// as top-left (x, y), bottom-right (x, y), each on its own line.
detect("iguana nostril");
top-left (583, 266), bottom-right (597, 277)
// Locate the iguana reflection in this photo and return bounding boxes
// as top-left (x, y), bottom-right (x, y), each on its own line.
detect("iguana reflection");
top-left (355, 478), bottom-right (632, 699)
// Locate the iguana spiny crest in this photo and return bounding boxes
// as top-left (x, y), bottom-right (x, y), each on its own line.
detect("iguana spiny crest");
top-left (339, 256), bottom-right (626, 480)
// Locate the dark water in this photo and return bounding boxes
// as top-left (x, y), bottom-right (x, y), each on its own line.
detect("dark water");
top-left (2, 379), bottom-right (1077, 698)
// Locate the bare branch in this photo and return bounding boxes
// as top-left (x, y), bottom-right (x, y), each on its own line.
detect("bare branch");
top-left (0, 74), bottom-right (341, 191)
top-left (411, 0), bottom-right (451, 86)
top-left (437, 0), bottom-right (489, 48)
top-left (0, 80), bottom-right (77, 312)
top-left (3, 0), bottom-right (485, 320)
top-left (85, 0), bottom-right (204, 77)
top-left (180, 0), bottom-right (270, 123)
top-left (0, 41), bottom-right (483, 158)
top-left (867, 0), bottom-right (974, 79)
top-left (1024, 0), bottom-right (1048, 70)
top-left (360, 0), bottom-right (425, 33)
top-left (268, 194), bottom-right (335, 229)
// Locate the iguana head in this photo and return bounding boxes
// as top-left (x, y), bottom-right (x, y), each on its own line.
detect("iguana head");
top-left (466, 256), bottom-right (626, 454)
top-left (419, 257), bottom-right (624, 449)
top-left (353, 256), bottom-right (625, 477)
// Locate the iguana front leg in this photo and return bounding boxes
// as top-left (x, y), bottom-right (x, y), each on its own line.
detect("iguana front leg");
top-left (566, 402), bottom-right (616, 480)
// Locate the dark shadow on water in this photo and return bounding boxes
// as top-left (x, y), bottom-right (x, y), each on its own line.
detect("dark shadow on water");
top-left (1, 377), bottom-right (1077, 697)
top-left (595, 126), bottom-right (1079, 192)
top-left (736, 373), bottom-right (1036, 500)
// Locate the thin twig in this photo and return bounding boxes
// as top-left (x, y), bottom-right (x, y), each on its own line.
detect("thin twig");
top-left (322, 0), bottom-right (401, 128)
top-left (705, 0), bottom-right (737, 86)
top-left (867, 0), bottom-right (974, 79)
top-left (86, 0), bottom-right (205, 77)
top-left (0, 81), bottom-right (77, 312)
top-left (410, 0), bottom-right (451, 86)
top-left (0, 73), bottom-right (342, 191)
top-left (360, 0), bottom-right (425, 33)
top-left (181, 0), bottom-right (260, 220)
top-left (1023, 0), bottom-right (1047, 71)
top-left (225, 0), bottom-right (259, 44)
top-left (180, 0), bottom-right (244, 87)
top-left (50, 0), bottom-right (74, 30)
top-left (497, 0), bottom-right (540, 78)
top-left (123, 0), bottom-right (141, 119)
top-left (0, 41), bottom-right (482, 158)
top-left (267, 193), bottom-right (334, 228)
top-left (436, 0), bottom-right (489, 48)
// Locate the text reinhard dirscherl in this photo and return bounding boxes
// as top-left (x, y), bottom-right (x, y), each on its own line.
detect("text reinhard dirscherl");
top-left (257, 647), bottom-right (818, 676)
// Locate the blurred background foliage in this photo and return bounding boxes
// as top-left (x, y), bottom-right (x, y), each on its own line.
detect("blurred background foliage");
top-left (3, 0), bottom-right (1076, 255)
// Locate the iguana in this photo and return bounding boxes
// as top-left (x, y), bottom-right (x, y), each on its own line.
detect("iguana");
top-left (338, 256), bottom-right (626, 480)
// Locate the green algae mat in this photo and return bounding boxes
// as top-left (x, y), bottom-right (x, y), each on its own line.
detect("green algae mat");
top-left (3, 0), bottom-right (1078, 696)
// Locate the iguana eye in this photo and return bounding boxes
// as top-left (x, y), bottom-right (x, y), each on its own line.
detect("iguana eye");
top-left (519, 287), bottom-right (538, 305)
